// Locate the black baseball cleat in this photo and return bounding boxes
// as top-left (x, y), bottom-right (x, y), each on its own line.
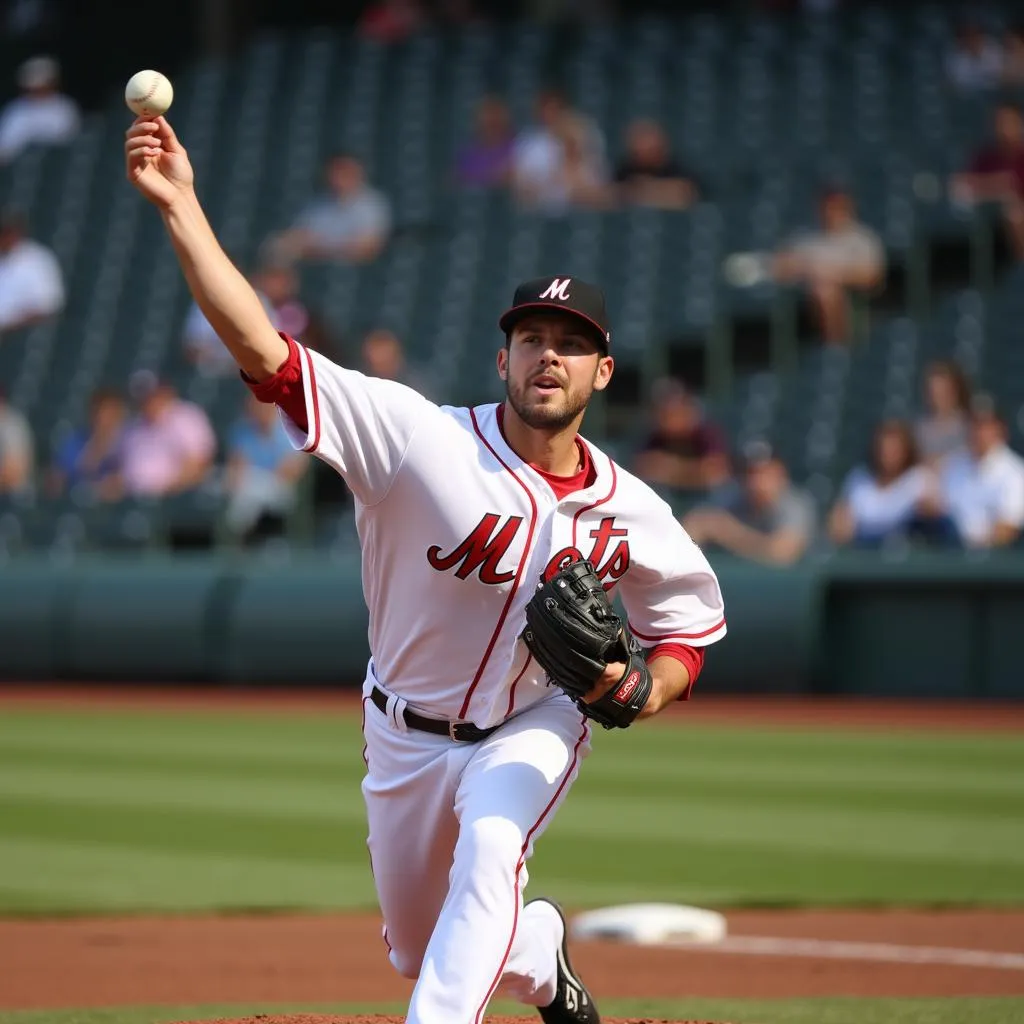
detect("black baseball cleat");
top-left (527, 897), bottom-right (601, 1024)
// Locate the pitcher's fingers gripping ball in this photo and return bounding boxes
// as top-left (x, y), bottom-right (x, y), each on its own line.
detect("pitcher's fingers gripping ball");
top-left (125, 70), bottom-right (174, 117)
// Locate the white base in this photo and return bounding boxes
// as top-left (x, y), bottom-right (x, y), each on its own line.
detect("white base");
top-left (570, 903), bottom-right (727, 946)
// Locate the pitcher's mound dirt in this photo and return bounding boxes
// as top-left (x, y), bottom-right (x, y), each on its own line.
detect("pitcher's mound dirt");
top-left (172, 1017), bottom-right (729, 1024)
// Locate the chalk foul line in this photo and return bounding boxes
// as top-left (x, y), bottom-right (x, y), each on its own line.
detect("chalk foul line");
top-left (666, 935), bottom-right (1024, 971)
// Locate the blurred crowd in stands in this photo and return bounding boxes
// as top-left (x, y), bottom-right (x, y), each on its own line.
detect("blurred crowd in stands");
top-left (3, 10), bottom-right (1024, 561)
top-left (635, 360), bottom-right (1024, 564)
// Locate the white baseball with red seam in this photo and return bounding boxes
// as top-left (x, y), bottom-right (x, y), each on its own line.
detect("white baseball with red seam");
top-left (125, 70), bottom-right (174, 117)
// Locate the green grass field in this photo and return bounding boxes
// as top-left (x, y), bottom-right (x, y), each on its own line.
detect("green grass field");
top-left (1, 704), bottom-right (1023, 1024)
top-left (1, 705), bottom-right (1023, 913)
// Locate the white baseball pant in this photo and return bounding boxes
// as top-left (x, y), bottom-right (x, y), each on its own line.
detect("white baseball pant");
top-left (360, 677), bottom-right (591, 1024)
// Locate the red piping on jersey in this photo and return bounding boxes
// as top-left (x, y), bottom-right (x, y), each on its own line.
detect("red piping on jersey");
top-left (504, 653), bottom-right (533, 718)
top-left (570, 456), bottom-right (618, 549)
top-left (460, 408), bottom-right (539, 720)
top-left (299, 342), bottom-right (322, 453)
top-left (628, 617), bottom-right (727, 642)
top-left (473, 717), bottom-right (589, 1024)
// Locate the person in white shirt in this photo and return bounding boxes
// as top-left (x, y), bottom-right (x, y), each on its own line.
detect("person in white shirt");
top-left (0, 211), bottom-right (64, 335)
top-left (0, 56), bottom-right (80, 164)
top-left (828, 419), bottom-right (939, 548)
top-left (269, 154), bottom-right (391, 264)
top-left (772, 188), bottom-right (886, 345)
top-left (512, 89), bottom-right (607, 214)
top-left (941, 398), bottom-right (1024, 549)
top-left (946, 22), bottom-right (1004, 92)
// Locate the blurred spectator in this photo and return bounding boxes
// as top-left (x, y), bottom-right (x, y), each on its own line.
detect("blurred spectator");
top-left (512, 88), bottom-right (607, 213)
top-left (224, 394), bottom-right (307, 544)
top-left (915, 360), bottom-right (972, 467)
top-left (1002, 26), bottom-right (1024, 86)
top-left (117, 375), bottom-right (216, 499)
top-left (558, 117), bottom-right (610, 209)
top-left (437, 0), bottom-right (479, 26)
top-left (358, 0), bottom-right (426, 43)
top-left (455, 96), bottom-right (514, 189)
top-left (683, 442), bottom-right (816, 566)
top-left (772, 188), bottom-right (885, 345)
top-left (827, 420), bottom-right (940, 548)
top-left (0, 389), bottom-right (33, 495)
top-left (941, 396), bottom-right (1024, 549)
top-left (632, 379), bottom-right (731, 496)
top-left (946, 22), bottom-right (1003, 92)
top-left (951, 103), bottom-right (1024, 260)
top-left (361, 327), bottom-right (432, 396)
top-left (184, 261), bottom-right (334, 376)
top-left (270, 154), bottom-right (391, 265)
top-left (0, 209), bottom-right (64, 335)
top-left (615, 119), bottom-right (700, 210)
top-left (47, 389), bottom-right (125, 500)
top-left (0, 56), bottom-right (79, 165)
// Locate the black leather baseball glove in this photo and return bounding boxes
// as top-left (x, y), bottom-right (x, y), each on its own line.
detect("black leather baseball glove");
top-left (521, 558), bottom-right (652, 729)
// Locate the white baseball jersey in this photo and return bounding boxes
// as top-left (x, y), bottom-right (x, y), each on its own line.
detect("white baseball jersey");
top-left (282, 342), bottom-right (727, 729)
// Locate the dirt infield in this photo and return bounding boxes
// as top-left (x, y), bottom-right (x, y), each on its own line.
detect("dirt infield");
top-left (2, 910), bottom-right (1023, 1012)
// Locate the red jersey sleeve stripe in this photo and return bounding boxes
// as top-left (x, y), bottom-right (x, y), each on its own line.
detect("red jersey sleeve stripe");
top-left (649, 642), bottom-right (705, 701)
top-left (628, 617), bottom-right (727, 642)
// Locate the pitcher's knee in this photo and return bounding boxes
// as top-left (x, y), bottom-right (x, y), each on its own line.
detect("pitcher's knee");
top-left (456, 816), bottom-right (525, 875)
top-left (389, 945), bottom-right (423, 980)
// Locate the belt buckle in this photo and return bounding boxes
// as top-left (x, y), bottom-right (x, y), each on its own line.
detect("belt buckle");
top-left (449, 721), bottom-right (477, 742)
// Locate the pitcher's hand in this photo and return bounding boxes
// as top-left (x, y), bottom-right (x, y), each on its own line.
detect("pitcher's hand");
top-left (125, 116), bottom-right (194, 210)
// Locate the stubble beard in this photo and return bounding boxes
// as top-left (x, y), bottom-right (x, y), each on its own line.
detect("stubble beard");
top-left (506, 375), bottom-right (593, 431)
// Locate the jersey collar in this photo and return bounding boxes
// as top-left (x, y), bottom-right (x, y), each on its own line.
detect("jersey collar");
top-left (475, 402), bottom-right (612, 502)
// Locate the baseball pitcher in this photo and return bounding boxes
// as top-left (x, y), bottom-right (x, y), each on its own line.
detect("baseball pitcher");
top-left (126, 115), bottom-right (726, 1024)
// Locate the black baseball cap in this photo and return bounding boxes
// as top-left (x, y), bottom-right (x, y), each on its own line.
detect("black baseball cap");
top-left (498, 276), bottom-right (610, 351)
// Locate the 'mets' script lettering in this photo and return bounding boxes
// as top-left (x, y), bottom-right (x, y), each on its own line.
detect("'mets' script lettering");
top-left (428, 513), bottom-right (630, 587)
top-left (426, 513), bottom-right (524, 584)
top-left (543, 517), bottom-right (630, 585)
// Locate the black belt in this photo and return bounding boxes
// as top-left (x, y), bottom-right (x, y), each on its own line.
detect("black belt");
top-left (370, 685), bottom-right (499, 743)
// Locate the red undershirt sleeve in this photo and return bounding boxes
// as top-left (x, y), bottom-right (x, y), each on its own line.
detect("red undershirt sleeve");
top-left (648, 642), bottom-right (705, 700)
top-left (241, 333), bottom-right (308, 432)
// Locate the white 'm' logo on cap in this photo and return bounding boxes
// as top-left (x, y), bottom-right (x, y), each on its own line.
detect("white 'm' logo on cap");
top-left (539, 278), bottom-right (571, 301)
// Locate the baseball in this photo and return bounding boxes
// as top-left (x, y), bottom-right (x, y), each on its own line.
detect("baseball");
top-left (125, 70), bottom-right (174, 118)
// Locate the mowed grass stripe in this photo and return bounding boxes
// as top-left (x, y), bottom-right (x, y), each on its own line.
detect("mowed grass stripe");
top-left (3, 753), bottom-right (1021, 828)
top-left (0, 837), bottom-right (376, 911)
top-left (0, 710), bottom-right (363, 764)
top-left (532, 829), bottom-right (1024, 904)
top-left (3, 772), bottom-right (1021, 868)
top-left (5, 738), bottom-right (1024, 804)
top-left (560, 793), bottom-right (1024, 866)
top-left (0, 765), bottom-right (367, 819)
top-left (0, 796), bottom-right (369, 864)
top-left (4, 708), bottom-right (1024, 772)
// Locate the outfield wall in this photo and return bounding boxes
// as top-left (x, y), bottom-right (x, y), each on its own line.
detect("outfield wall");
top-left (1, 551), bottom-right (1022, 697)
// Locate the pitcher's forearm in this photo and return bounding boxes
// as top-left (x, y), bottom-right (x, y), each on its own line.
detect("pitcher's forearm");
top-left (161, 191), bottom-right (288, 381)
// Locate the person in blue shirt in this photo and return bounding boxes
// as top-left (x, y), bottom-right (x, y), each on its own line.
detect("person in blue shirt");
top-left (48, 388), bottom-right (126, 500)
top-left (224, 392), bottom-right (307, 542)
